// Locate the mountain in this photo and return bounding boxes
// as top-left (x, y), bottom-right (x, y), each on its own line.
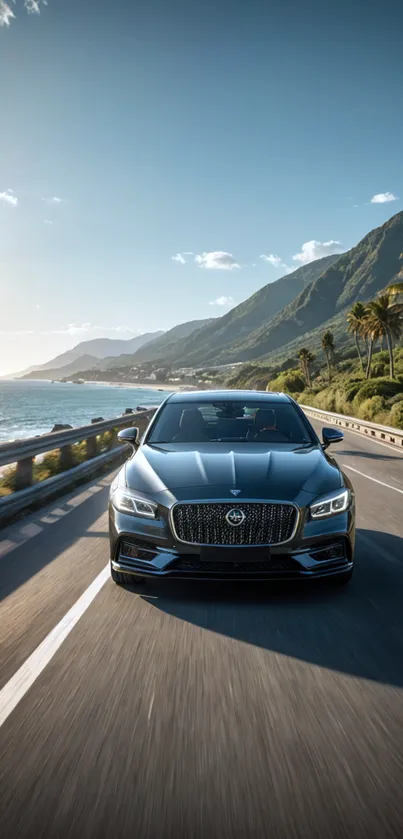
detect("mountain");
top-left (151, 212), bottom-right (403, 369)
top-left (141, 255), bottom-right (339, 368)
top-left (9, 331), bottom-right (164, 379)
top-left (18, 319), bottom-right (215, 381)
top-left (22, 354), bottom-right (102, 381)
top-left (111, 318), bottom-right (216, 366)
top-left (223, 210), bottom-right (403, 364)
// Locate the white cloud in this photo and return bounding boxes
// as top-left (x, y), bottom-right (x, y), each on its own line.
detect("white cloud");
top-left (260, 254), bottom-right (282, 268)
top-left (260, 254), bottom-right (293, 274)
top-left (172, 251), bottom-right (194, 264)
top-left (195, 251), bottom-right (240, 270)
top-left (0, 1), bottom-right (15, 26)
top-left (25, 0), bottom-right (46, 13)
top-left (260, 253), bottom-right (292, 270)
top-left (42, 196), bottom-right (63, 205)
top-left (209, 296), bottom-right (235, 307)
top-left (0, 189), bottom-right (18, 207)
top-left (44, 219), bottom-right (53, 225)
top-left (0, 0), bottom-right (47, 26)
top-left (292, 239), bottom-right (344, 265)
top-left (370, 192), bottom-right (398, 204)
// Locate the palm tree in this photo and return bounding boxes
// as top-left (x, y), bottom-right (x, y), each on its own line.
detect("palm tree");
top-left (346, 301), bottom-right (367, 371)
top-left (362, 294), bottom-right (403, 379)
top-left (321, 330), bottom-right (335, 382)
top-left (297, 347), bottom-right (315, 388)
top-left (387, 260), bottom-right (403, 296)
top-left (387, 279), bottom-right (403, 296)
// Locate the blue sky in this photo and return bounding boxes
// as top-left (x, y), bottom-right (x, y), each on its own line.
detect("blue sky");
top-left (1, 0), bottom-right (402, 374)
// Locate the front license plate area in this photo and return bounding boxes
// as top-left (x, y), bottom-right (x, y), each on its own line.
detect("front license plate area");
top-left (200, 546), bottom-right (271, 562)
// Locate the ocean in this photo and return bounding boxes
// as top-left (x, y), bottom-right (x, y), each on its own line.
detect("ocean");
top-left (0, 380), bottom-right (169, 443)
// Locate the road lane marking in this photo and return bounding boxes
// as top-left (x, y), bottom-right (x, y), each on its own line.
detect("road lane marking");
top-left (148, 692), bottom-right (155, 721)
top-left (343, 464), bottom-right (403, 495)
top-left (0, 564), bottom-right (110, 730)
top-left (0, 474), bottom-right (115, 560)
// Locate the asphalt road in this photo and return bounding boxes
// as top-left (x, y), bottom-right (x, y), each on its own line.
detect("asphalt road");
top-left (1, 421), bottom-right (403, 838)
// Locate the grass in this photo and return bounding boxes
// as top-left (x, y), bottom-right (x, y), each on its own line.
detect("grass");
top-left (0, 430), bottom-right (116, 496)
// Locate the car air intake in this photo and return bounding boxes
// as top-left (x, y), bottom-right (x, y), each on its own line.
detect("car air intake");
top-left (171, 502), bottom-right (298, 546)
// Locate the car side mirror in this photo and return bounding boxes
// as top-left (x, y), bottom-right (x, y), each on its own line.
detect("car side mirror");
top-left (322, 427), bottom-right (344, 449)
top-left (118, 427), bottom-right (139, 450)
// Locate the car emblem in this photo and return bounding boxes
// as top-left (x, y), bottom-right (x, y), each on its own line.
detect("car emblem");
top-left (230, 489), bottom-right (241, 496)
top-left (226, 508), bottom-right (246, 527)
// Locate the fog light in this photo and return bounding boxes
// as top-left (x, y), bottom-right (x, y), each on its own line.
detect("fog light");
top-left (310, 542), bottom-right (345, 562)
top-left (120, 541), bottom-right (157, 561)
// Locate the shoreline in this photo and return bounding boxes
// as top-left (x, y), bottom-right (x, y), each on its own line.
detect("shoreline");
top-left (83, 380), bottom-right (181, 392)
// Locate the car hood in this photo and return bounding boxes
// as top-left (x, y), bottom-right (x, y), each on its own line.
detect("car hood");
top-left (124, 443), bottom-right (343, 503)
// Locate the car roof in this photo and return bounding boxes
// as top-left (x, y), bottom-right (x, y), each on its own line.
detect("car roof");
top-left (167, 390), bottom-right (291, 404)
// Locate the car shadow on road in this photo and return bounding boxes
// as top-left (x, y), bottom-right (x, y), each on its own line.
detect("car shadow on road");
top-left (338, 449), bottom-right (403, 461)
top-left (137, 528), bottom-right (403, 687)
top-left (0, 479), bottom-right (111, 602)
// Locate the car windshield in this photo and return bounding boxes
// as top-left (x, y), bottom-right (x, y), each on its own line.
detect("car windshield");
top-left (147, 400), bottom-right (315, 445)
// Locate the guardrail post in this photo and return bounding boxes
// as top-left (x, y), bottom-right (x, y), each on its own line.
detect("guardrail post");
top-left (110, 427), bottom-right (119, 449)
top-left (15, 456), bottom-right (34, 490)
top-left (86, 434), bottom-right (98, 460)
top-left (59, 444), bottom-right (74, 471)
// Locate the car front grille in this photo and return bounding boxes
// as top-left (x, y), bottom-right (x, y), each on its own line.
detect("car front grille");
top-left (171, 502), bottom-right (298, 546)
top-left (172, 556), bottom-right (300, 574)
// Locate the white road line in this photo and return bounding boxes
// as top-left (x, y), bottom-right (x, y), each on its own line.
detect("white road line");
top-left (0, 474), bottom-right (115, 560)
top-left (344, 464), bottom-right (403, 495)
top-left (0, 564), bottom-right (110, 730)
top-left (148, 692), bottom-right (155, 721)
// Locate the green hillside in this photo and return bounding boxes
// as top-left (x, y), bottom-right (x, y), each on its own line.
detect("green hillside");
top-left (159, 255), bottom-right (339, 367)
top-left (124, 318), bottom-right (215, 365)
top-left (219, 211), bottom-right (403, 365)
top-left (160, 212), bottom-right (403, 369)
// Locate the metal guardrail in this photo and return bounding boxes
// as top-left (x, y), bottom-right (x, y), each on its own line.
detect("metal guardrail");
top-left (301, 405), bottom-right (403, 448)
top-left (0, 408), bottom-right (157, 525)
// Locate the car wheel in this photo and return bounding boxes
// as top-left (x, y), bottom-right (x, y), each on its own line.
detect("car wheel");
top-left (110, 563), bottom-right (145, 586)
top-left (332, 568), bottom-right (353, 586)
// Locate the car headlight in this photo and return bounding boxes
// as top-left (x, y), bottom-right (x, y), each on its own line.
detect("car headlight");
top-left (112, 487), bottom-right (158, 518)
top-left (310, 489), bottom-right (350, 519)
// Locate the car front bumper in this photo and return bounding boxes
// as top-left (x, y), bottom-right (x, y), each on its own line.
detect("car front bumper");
top-left (109, 504), bottom-right (355, 582)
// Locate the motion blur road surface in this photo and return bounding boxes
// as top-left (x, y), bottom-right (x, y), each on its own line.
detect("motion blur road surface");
top-left (1, 419), bottom-right (403, 839)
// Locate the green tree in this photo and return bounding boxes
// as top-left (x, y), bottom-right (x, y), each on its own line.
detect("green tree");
top-left (387, 259), bottom-right (403, 296)
top-left (321, 330), bottom-right (335, 382)
top-left (363, 294), bottom-right (403, 379)
top-left (346, 301), bottom-right (367, 371)
top-left (297, 347), bottom-right (315, 388)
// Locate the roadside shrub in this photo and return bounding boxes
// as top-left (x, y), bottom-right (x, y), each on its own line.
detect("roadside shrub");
top-left (353, 378), bottom-right (403, 407)
top-left (0, 466), bottom-right (16, 493)
top-left (370, 351), bottom-right (390, 378)
top-left (389, 400), bottom-right (403, 430)
top-left (267, 368), bottom-right (305, 395)
top-left (357, 396), bottom-right (388, 423)
top-left (33, 451), bottom-right (61, 482)
top-left (343, 376), bottom-right (366, 403)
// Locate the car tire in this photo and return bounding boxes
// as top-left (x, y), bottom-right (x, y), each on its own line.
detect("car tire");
top-left (110, 563), bottom-right (145, 586)
top-left (332, 568), bottom-right (353, 586)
